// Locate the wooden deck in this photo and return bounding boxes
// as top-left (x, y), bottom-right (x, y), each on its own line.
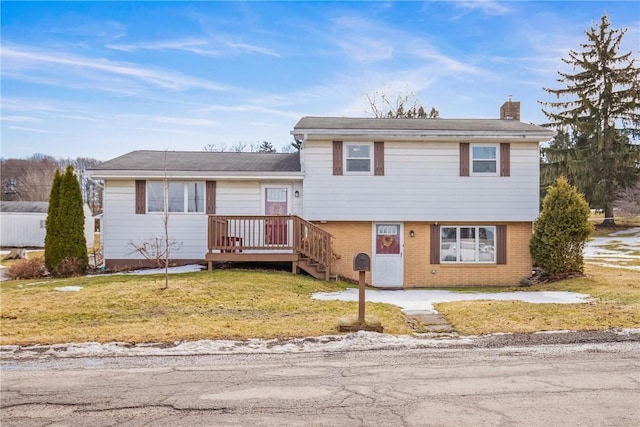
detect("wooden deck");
top-left (205, 215), bottom-right (335, 280)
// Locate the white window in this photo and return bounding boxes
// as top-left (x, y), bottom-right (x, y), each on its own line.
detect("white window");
top-left (345, 143), bottom-right (372, 174)
top-left (266, 188), bottom-right (287, 203)
top-left (440, 226), bottom-right (496, 263)
top-left (148, 181), bottom-right (204, 213)
top-left (471, 145), bottom-right (498, 175)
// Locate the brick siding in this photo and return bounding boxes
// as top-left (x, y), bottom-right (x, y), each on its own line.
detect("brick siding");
top-left (317, 221), bottom-right (533, 287)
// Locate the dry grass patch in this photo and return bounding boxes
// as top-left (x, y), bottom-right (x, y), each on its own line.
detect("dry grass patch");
top-left (436, 264), bottom-right (640, 335)
top-left (0, 269), bottom-right (410, 345)
top-left (0, 250), bottom-right (44, 268)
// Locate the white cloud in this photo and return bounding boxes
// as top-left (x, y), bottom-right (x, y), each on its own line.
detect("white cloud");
top-left (153, 116), bottom-right (219, 127)
top-left (7, 126), bottom-right (61, 134)
top-left (0, 115), bottom-right (38, 122)
top-left (106, 38), bottom-right (221, 56)
top-left (227, 42), bottom-right (281, 57)
top-left (1, 44), bottom-right (230, 94)
top-left (197, 104), bottom-right (301, 120)
top-left (455, 1), bottom-right (512, 16)
top-left (107, 37), bottom-right (280, 58)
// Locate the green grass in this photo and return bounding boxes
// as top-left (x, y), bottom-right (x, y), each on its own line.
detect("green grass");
top-left (0, 269), bottom-right (410, 345)
top-left (2, 224), bottom-right (639, 344)
top-left (436, 264), bottom-right (640, 335)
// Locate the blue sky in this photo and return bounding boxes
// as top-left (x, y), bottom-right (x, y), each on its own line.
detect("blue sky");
top-left (1, 1), bottom-right (638, 161)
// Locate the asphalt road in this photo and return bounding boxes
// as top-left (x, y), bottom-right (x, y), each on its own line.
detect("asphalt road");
top-left (2, 336), bottom-right (639, 426)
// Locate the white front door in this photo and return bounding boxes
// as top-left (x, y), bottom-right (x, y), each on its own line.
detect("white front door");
top-left (372, 223), bottom-right (403, 288)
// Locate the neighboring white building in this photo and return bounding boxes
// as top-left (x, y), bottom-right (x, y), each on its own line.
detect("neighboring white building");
top-left (0, 201), bottom-right (95, 248)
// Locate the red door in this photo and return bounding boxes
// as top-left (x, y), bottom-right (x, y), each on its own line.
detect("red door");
top-left (265, 188), bottom-right (288, 245)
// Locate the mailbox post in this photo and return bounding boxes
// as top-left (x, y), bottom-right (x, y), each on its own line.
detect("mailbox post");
top-left (353, 253), bottom-right (371, 324)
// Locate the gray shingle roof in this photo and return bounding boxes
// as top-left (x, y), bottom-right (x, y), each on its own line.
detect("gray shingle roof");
top-left (293, 116), bottom-right (550, 133)
top-left (0, 201), bottom-right (49, 213)
top-left (91, 150), bottom-right (301, 172)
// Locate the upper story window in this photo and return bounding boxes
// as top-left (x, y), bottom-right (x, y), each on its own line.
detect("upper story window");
top-left (471, 145), bottom-right (498, 175)
top-left (147, 181), bottom-right (204, 213)
top-left (345, 143), bottom-right (372, 174)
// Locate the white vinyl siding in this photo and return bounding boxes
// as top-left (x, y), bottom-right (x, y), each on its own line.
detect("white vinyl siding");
top-left (102, 180), bottom-right (207, 260)
top-left (102, 180), bottom-right (302, 260)
top-left (301, 140), bottom-right (540, 222)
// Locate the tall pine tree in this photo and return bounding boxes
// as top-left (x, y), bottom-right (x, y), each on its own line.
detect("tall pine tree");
top-left (540, 14), bottom-right (640, 227)
top-left (44, 169), bottom-right (62, 273)
top-left (44, 166), bottom-right (88, 275)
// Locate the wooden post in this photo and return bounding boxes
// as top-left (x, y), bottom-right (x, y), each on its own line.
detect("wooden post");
top-left (358, 270), bottom-right (366, 324)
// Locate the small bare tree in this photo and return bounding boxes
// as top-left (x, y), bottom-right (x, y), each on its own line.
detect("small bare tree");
top-left (204, 143), bottom-right (228, 152)
top-left (614, 181), bottom-right (640, 217)
top-left (366, 88), bottom-right (439, 119)
top-left (128, 150), bottom-right (181, 289)
top-left (128, 237), bottom-right (183, 268)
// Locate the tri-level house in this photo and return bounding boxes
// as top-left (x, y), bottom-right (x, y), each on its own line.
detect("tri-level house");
top-left (89, 100), bottom-right (553, 287)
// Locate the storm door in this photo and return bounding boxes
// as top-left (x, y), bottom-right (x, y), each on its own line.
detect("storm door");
top-left (265, 188), bottom-right (288, 245)
top-left (372, 223), bottom-right (403, 288)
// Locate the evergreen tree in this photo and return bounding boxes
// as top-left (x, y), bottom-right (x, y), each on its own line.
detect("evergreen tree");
top-left (257, 141), bottom-right (276, 153)
top-left (540, 15), bottom-right (640, 227)
top-left (44, 166), bottom-right (88, 276)
top-left (44, 169), bottom-right (62, 272)
top-left (290, 138), bottom-right (303, 151)
top-left (530, 177), bottom-right (593, 277)
top-left (60, 165), bottom-right (89, 273)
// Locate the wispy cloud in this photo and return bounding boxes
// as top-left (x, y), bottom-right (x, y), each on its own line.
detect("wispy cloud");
top-left (337, 37), bottom-right (393, 63)
top-left (106, 38), bottom-right (221, 56)
top-left (107, 37), bottom-right (280, 58)
top-left (227, 42), bottom-right (280, 57)
top-left (1, 115), bottom-right (39, 122)
top-left (197, 104), bottom-right (301, 120)
top-left (7, 126), bottom-right (61, 134)
top-left (153, 116), bottom-right (219, 127)
top-left (330, 15), bottom-right (395, 63)
top-left (455, 1), bottom-right (512, 16)
top-left (1, 44), bottom-right (230, 94)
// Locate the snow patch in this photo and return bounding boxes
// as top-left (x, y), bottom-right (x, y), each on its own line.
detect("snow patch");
top-left (312, 289), bottom-right (590, 314)
top-left (54, 286), bottom-right (82, 292)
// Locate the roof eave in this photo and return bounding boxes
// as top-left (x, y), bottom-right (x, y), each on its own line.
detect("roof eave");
top-left (292, 129), bottom-right (554, 142)
top-left (87, 170), bottom-right (305, 180)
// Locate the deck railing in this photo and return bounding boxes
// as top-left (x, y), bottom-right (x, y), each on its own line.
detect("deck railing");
top-left (207, 215), bottom-right (333, 275)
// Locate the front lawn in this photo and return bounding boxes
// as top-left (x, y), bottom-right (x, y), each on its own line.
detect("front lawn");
top-left (1, 262), bottom-right (638, 345)
top-left (0, 270), bottom-right (410, 345)
top-left (436, 264), bottom-right (640, 335)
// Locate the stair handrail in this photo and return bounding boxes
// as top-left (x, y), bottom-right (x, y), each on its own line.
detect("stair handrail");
top-left (292, 215), bottom-right (334, 278)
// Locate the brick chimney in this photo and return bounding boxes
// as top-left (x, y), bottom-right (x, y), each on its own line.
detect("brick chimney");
top-left (500, 96), bottom-right (520, 120)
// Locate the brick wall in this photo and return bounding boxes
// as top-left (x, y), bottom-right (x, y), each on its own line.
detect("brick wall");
top-left (317, 221), bottom-right (533, 287)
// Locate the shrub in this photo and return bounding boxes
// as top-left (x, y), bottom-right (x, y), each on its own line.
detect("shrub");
top-left (530, 176), bottom-right (593, 277)
top-left (53, 257), bottom-right (85, 278)
top-left (6, 258), bottom-right (48, 280)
